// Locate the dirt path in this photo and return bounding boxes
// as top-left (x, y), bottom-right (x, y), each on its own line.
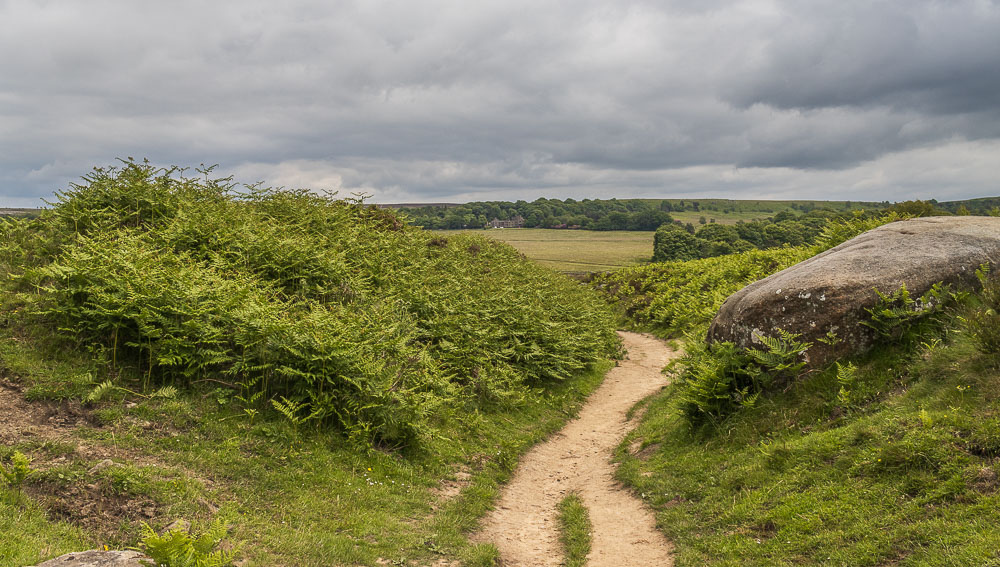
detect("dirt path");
top-left (476, 331), bottom-right (676, 566)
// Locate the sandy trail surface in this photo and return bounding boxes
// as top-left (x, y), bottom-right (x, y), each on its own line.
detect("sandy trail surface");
top-left (476, 331), bottom-right (676, 566)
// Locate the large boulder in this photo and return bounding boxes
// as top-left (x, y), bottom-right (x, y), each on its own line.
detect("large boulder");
top-left (707, 216), bottom-right (1000, 367)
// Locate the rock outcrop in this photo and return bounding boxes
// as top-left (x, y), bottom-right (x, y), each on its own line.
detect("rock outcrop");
top-left (708, 216), bottom-right (1000, 368)
top-left (32, 550), bottom-right (147, 567)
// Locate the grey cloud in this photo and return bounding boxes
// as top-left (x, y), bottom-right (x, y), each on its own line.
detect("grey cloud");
top-left (1, 0), bottom-right (999, 206)
top-left (724, 1), bottom-right (1000, 115)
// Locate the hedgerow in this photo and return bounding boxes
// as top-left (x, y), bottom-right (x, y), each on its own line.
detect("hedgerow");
top-left (0, 160), bottom-right (619, 446)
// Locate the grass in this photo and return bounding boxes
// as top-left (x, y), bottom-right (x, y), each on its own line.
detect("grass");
top-left (0, 492), bottom-right (88, 566)
top-left (615, 321), bottom-right (1000, 566)
top-left (668, 211), bottom-right (770, 226)
top-left (0, 322), bottom-right (614, 566)
top-left (447, 229), bottom-right (653, 272)
top-left (557, 492), bottom-right (592, 567)
top-left (0, 161), bottom-right (623, 565)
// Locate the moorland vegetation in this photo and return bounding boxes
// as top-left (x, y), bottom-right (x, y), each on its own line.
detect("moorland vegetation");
top-left (589, 210), bottom-right (1000, 565)
top-left (4, 161), bottom-right (1000, 566)
top-left (0, 160), bottom-right (619, 565)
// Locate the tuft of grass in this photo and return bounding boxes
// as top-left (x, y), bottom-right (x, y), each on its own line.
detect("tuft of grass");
top-left (557, 492), bottom-right (592, 567)
top-left (0, 496), bottom-right (88, 565)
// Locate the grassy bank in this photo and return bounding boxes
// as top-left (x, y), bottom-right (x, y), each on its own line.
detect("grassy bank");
top-left (0, 161), bottom-right (620, 565)
top-left (618, 317), bottom-right (1000, 565)
top-left (0, 328), bottom-right (613, 565)
top-left (594, 212), bottom-right (1000, 565)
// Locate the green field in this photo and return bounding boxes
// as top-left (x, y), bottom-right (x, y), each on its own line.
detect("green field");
top-left (447, 229), bottom-right (653, 272)
top-left (637, 199), bottom-right (881, 226)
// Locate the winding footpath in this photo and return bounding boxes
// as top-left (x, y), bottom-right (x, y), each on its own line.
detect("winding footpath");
top-left (477, 331), bottom-right (677, 566)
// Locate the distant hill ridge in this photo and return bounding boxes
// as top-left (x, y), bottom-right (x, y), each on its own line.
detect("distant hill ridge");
top-left (0, 208), bottom-right (41, 216)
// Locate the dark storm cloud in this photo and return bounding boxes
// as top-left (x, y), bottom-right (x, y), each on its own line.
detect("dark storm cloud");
top-left (0, 0), bottom-right (998, 205)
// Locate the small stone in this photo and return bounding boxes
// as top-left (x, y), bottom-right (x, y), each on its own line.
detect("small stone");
top-left (88, 459), bottom-right (114, 474)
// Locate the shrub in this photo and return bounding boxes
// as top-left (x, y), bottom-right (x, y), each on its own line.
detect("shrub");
top-left (1, 160), bottom-right (619, 446)
top-left (965, 266), bottom-right (1000, 355)
top-left (138, 519), bottom-right (235, 567)
top-left (674, 330), bottom-right (811, 426)
top-left (863, 282), bottom-right (966, 345)
top-left (652, 223), bottom-right (702, 262)
top-left (0, 450), bottom-right (32, 492)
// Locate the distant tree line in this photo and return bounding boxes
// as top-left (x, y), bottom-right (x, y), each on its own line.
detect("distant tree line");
top-left (397, 198), bottom-right (681, 230)
top-left (395, 197), bottom-right (902, 231)
top-left (652, 198), bottom-right (1000, 262)
top-left (652, 209), bottom-right (843, 262)
top-left (394, 195), bottom-right (998, 241)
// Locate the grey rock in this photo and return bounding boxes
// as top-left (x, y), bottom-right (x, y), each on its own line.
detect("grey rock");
top-left (708, 216), bottom-right (1000, 368)
top-left (31, 550), bottom-right (148, 567)
top-left (87, 459), bottom-right (114, 475)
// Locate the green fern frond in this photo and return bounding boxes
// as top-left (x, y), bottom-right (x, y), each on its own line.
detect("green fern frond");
top-left (0, 450), bottom-right (32, 490)
top-left (151, 385), bottom-right (178, 399)
top-left (85, 380), bottom-right (117, 404)
top-left (138, 518), bottom-right (236, 567)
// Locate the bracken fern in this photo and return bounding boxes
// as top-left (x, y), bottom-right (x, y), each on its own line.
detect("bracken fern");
top-left (1, 160), bottom-right (619, 447)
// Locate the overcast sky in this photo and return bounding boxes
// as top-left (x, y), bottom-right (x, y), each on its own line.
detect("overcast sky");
top-left (1, 0), bottom-right (998, 206)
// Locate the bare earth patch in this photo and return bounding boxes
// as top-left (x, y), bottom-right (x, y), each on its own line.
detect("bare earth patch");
top-left (0, 378), bottom-right (95, 446)
top-left (430, 467), bottom-right (472, 509)
top-left (476, 331), bottom-right (676, 566)
top-left (0, 378), bottom-right (216, 543)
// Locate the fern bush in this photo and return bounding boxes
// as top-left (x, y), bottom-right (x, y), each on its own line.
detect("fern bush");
top-left (965, 266), bottom-right (1000, 355)
top-left (588, 247), bottom-right (811, 335)
top-left (138, 519), bottom-right (235, 567)
top-left (808, 210), bottom-right (909, 253)
top-left (0, 160), bottom-right (619, 446)
top-left (0, 450), bottom-right (32, 493)
top-left (673, 329), bottom-right (811, 426)
top-left (863, 282), bottom-right (965, 345)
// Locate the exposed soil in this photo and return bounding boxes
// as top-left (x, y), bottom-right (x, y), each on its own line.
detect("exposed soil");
top-left (476, 331), bottom-right (676, 566)
top-left (0, 378), bottom-right (214, 542)
top-left (429, 466), bottom-right (472, 510)
top-left (0, 378), bottom-right (96, 446)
